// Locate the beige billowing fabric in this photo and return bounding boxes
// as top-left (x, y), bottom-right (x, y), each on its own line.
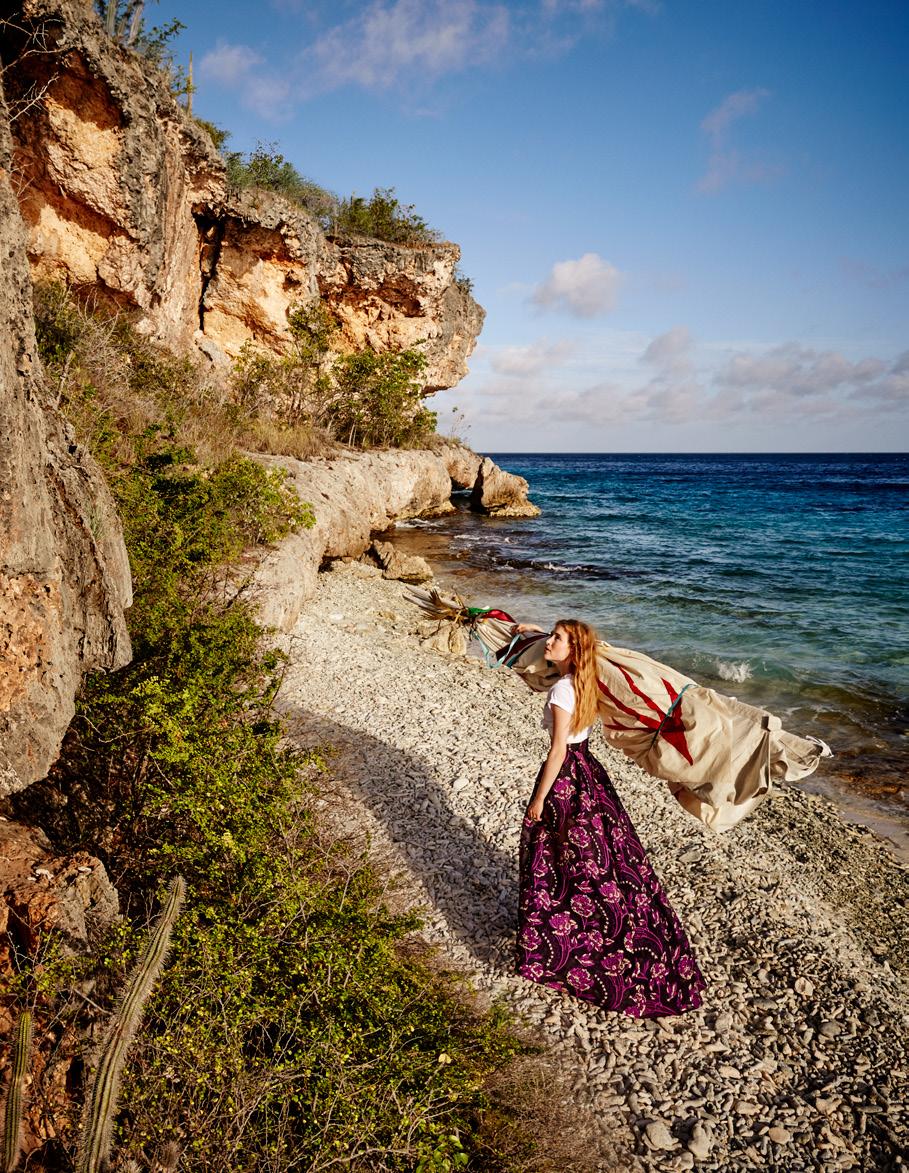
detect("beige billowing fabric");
top-left (474, 616), bottom-right (831, 832)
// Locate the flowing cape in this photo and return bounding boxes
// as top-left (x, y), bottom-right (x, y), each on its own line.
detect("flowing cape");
top-left (407, 589), bottom-right (832, 832)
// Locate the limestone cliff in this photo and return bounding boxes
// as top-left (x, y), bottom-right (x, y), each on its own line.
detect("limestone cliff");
top-left (249, 447), bottom-right (538, 632)
top-left (1, 0), bottom-right (485, 396)
top-left (0, 71), bottom-right (132, 798)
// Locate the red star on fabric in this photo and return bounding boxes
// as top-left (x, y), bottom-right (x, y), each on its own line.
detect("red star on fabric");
top-left (598, 661), bottom-right (694, 766)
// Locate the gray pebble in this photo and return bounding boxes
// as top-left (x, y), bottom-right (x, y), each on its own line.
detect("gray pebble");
top-left (644, 1120), bottom-right (677, 1151)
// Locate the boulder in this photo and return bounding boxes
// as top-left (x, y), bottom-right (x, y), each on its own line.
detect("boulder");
top-left (368, 539), bottom-right (433, 583)
top-left (431, 437), bottom-right (483, 489)
top-left (0, 820), bottom-right (119, 964)
top-left (420, 621), bottom-right (469, 657)
top-left (470, 456), bottom-right (541, 517)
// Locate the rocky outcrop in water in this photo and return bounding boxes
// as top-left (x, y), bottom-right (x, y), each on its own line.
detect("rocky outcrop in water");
top-left (471, 456), bottom-right (540, 517)
top-left (1, 0), bottom-right (484, 396)
top-left (0, 70), bottom-right (131, 798)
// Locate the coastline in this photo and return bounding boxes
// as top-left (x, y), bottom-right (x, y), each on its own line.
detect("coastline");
top-left (389, 504), bottom-right (909, 865)
top-left (276, 557), bottom-right (908, 1171)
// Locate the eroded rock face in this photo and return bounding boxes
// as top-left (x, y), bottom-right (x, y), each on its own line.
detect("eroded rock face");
top-left (320, 237), bottom-right (484, 393)
top-left (2, 0), bottom-right (485, 395)
top-left (0, 72), bottom-right (132, 796)
top-left (431, 438), bottom-right (483, 490)
top-left (3, 0), bottom-right (223, 350)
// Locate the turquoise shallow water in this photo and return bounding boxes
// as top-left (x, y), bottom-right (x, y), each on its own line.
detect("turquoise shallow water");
top-left (395, 453), bottom-right (909, 855)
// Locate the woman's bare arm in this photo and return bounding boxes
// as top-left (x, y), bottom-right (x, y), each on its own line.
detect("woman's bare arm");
top-left (526, 704), bottom-right (571, 821)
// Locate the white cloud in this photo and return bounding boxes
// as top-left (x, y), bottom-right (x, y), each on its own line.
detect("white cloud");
top-left (641, 325), bottom-right (693, 372)
top-left (489, 339), bottom-right (574, 376)
top-left (541, 0), bottom-right (605, 13)
top-left (532, 253), bottom-right (623, 317)
top-left (198, 42), bottom-right (263, 86)
top-left (716, 343), bottom-right (887, 396)
top-left (198, 42), bottom-right (293, 117)
top-left (303, 0), bottom-right (510, 93)
top-left (696, 87), bottom-right (781, 194)
top-left (701, 87), bottom-right (770, 141)
top-left (464, 330), bottom-right (908, 450)
top-left (697, 150), bottom-right (782, 195)
top-left (197, 0), bottom-right (656, 114)
top-left (840, 257), bottom-right (909, 289)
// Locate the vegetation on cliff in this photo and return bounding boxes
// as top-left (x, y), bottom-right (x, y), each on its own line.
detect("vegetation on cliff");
top-left (232, 298), bottom-right (437, 452)
top-left (94, 3), bottom-right (441, 247)
top-left (3, 286), bottom-right (570, 1171)
top-left (224, 141), bottom-right (441, 246)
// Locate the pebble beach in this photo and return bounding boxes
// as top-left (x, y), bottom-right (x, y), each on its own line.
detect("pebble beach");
top-left (278, 559), bottom-right (908, 1172)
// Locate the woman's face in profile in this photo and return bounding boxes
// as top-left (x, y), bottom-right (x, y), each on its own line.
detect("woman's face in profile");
top-left (545, 625), bottom-right (571, 667)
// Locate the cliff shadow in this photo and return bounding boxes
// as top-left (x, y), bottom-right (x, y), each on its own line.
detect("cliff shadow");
top-left (280, 706), bottom-right (521, 974)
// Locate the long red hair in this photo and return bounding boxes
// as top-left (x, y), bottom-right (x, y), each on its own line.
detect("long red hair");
top-left (554, 618), bottom-right (600, 734)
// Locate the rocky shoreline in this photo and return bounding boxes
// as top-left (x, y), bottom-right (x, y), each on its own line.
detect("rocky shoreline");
top-left (277, 558), bottom-right (908, 1172)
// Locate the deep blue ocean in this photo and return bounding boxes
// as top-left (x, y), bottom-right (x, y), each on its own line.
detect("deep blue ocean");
top-left (396, 453), bottom-right (909, 854)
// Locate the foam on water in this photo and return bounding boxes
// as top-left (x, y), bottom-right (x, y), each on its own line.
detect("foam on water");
top-left (714, 659), bottom-right (754, 684)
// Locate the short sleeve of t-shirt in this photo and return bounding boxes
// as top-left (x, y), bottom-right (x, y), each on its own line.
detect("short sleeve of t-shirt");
top-left (548, 675), bottom-right (575, 716)
top-left (542, 675), bottom-right (591, 743)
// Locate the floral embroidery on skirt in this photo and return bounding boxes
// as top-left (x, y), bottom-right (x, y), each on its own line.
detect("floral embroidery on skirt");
top-left (517, 741), bottom-right (705, 1017)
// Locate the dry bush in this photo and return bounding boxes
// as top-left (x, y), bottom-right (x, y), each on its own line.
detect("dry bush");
top-left (242, 417), bottom-right (338, 461)
top-left (475, 1053), bottom-right (628, 1173)
top-left (34, 284), bottom-right (346, 467)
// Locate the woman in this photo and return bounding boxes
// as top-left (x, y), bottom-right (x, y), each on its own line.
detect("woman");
top-left (515, 618), bottom-right (705, 1018)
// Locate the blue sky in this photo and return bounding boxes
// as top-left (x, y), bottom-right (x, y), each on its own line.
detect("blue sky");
top-left (151, 0), bottom-right (908, 451)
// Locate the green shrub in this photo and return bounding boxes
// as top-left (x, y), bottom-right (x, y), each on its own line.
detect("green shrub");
top-left (18, 282), bottom-right (578, 1173)
top-left (334, 186), bottom-right (441, 245)
top-left (222, 142), bottom-right (440, 246)
top-left (194, 117), bottom-right (230, 151)
top-left (225, 142), bottom-right (339, 227)
top-left (330, 346), bottom-right (436, 448)
top-left (230, 299), bottom-right (434, 451)
top-left (24, 364), bottom-right (526, 1169)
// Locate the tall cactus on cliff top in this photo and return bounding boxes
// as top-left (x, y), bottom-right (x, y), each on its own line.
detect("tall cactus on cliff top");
top-left (2, 1011), bottom-right (33, 1173)
top-left (78, 876), bottom-right (186, 1173)
top-left (101, 1), bottom-right (145, 45)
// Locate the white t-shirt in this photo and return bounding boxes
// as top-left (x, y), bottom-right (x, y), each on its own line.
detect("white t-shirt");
top-left (541, 674), bottom-right (591, 744)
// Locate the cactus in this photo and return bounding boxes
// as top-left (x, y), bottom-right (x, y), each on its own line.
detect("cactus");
top-left (2, 1011), bottom-right (33, 1173)
top-left (77, 876), bottom-right (186, 1173)
top-left (126, 3), bottom-right (145, 47)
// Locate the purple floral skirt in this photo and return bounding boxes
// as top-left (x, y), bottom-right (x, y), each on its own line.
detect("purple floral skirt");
top-left (517, 741), bottom-right (705, 1017)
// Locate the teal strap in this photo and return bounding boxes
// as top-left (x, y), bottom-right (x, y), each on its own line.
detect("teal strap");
top-left (480, 631), bottom-right (520, 668)
top-left (648, 683), bottom-right (693, 749)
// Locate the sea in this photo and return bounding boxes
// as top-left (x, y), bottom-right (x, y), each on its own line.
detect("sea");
top-left (394, 453), bottom-right (909, 859)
